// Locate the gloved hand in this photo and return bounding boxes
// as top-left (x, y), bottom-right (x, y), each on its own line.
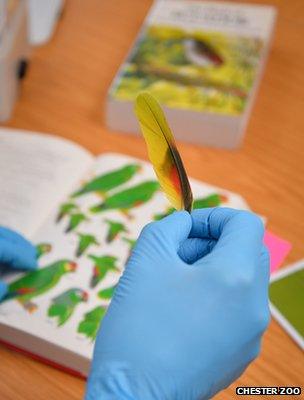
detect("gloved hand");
top-left (0, 227), bottom-right (37, 300)
top-left (86, 208), bottom-right (270, 400)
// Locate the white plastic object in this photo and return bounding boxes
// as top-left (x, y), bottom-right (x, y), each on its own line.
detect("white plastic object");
top-left (27, 0), bottom-right (64, 45)
top-left (0, 0), bottom-right (30, 121)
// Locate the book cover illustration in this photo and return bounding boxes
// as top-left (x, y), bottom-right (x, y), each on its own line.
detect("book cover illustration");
top-left (0, 154), bottom-right (249, 355)
top-left (111, 24), bottom-right (263, 116)
top-left (269, 260), bottom-right (304, 349)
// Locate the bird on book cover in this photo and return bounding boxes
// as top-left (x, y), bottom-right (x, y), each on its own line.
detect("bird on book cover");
top-left (153, 193), bottom-right (228, 220)
top-left (48, 288), bottom-right (88, 327)
top-left (184, 38), bottom-right (224, 67)
top-left (88, 255), bottom-right (119, 288)
top-left (71, 164), bottom-right (141, 198)
top-left (36, 242), bottom-right (52, 260)
top-left (105, 219), bottom-right (128, 243)
top-left (56, 202), bottom-right (78, 223)
top-left (134, 92), bottom-right (193, 213)
top-left (90, 181), bottom-right (159, 216)
top-left (98, 285), bottom-right (117, 300)
top-left (78, 305), bottom-right (107, 341)
top-left (2, 260), bottom-right (77, 312)
top-left (65, 212), bottom-right (88, 233)
top-left (76, 233), bottom-right (99, 258)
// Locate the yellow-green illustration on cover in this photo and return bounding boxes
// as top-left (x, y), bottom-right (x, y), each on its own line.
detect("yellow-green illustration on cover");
top-left (112, 25), bottom-right (264, 115)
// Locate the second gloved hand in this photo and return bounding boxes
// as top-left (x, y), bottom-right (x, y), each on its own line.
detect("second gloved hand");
top-left (0, 227), bottom-right (37, 300)
top-left (86, 208), bottom-right (270, 400)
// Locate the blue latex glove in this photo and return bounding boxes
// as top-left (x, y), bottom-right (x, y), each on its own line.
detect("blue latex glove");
top-left (86, 208), bottom-right (270, 400)
top-left (0, 227), bottom-right (37, 300)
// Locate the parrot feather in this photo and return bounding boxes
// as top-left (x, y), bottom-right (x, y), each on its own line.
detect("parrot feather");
top-left (134, 92), bottom-right (193, 212)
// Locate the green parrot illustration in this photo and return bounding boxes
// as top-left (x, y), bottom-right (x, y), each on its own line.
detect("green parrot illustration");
top-left (122, 237), bottom-right (137, 248)
top-left (2, 260), bottom-right (77, 312)
top-left (105, 219), bottom-right (128, 243)
top-left (90, 181), bottom-right (159, 215)
top-left (122, 237), bottom-right (137, 259)
top-left (36, 243), bottom-right (52, 260)
top-left (65, 212), bottom-right (87, 233)
top-left (153, 193), bottom-right (227, 220)
top-left (88, 255), bottom-right (119, 288)
top-left (56, 202), bottom-right (78, 223)
top-left (72, 164), bottom-right (141, 198)
top-left (98, 285), bottom-right (116, 300)
top-left (78, 305), bottom-right (107, 341)
top-left (76, 233), bottom-right (99, 257)
top-left (48, 288), bottom-right (88, 326)
top-left (193, 193), bottom-right (227, 208)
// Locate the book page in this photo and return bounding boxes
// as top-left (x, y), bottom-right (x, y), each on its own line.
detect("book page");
top-left (0, 153), bottom-right (249, 374)
top-left (0, 128), bottom-right (94, 238)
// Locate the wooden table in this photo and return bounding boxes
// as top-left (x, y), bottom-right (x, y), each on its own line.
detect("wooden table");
top-left (1, 0), bottom-right (303, 398)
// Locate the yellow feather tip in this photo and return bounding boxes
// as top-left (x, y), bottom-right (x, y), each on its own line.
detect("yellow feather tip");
top-left (134, 92), bottom-right (193, 212)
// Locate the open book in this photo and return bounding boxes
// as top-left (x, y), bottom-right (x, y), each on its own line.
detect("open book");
top-left (0, 128), bottom-right (249, 376)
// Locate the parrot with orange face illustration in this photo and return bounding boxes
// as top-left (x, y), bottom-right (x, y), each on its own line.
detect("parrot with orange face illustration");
top-left (105, 219), bottom-right (128, 243)
top-left (90, 181), bottom-right (159, 215)
top-left (48, 288), bottom-right (88, 326)
top-left (76, 233), bottom-right (99, 257)
top-left (2, 260), bottom-right (77, 312)
top-left (72, 164), bottom-right (141, 198)
top-left (88, 255), bottom-right (119, 288)
top-left (56, 202), bottom-right (78, 223)
top-left (98, 285), bottom-right (116, 300)
top-left (65, 212), bottom-right (88, 233)
top-left (78, 305), bottom-right (107, 341)
top-left (36, 243), bottom-right (52, 259)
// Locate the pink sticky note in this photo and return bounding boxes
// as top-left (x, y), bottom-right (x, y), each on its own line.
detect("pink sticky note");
top-left (264, 230), bottom-right (292, 274)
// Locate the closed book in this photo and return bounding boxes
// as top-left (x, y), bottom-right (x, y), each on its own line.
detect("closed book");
top-left (106, 0), bottom-right (276, 148)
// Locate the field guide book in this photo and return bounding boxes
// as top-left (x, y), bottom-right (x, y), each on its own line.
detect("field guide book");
top-left (106, 0), bottom-right (276, 148)
top-left (0, 128), bottom-right (250, 376)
